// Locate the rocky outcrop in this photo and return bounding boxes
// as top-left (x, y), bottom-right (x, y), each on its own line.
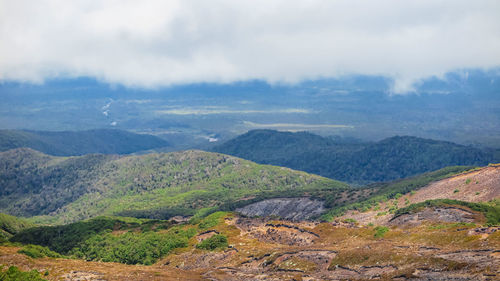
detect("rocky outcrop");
top-left (389, 206), bottom-right (478, 226)
top-left (236, 198), bottom-right (325, 221)
top-left (234, 217), bottom-right (320, 246)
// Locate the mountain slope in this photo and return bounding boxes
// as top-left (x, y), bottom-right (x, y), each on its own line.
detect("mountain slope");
top-left (335, 164), bottom-right (500, 225)
top-left (213, 130), bottom-right (497, 183)
top-left (0, 129), bottom-right (170, 156)
top-left (0, 148), bottom-right (349, 224)
top-left (0, 213), bottom-right (34, 240)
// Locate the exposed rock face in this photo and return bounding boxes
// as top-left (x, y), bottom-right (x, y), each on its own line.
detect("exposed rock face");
top-left (389, 207), bottom-right (477, 226)
top-left (234, 217), bottom-right (319, 246)
top-left (236, 198), bottom-right (325, 221)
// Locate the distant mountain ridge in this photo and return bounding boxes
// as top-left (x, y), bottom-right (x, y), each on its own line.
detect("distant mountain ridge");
top-left (213, 130), bottom-right (498, 183)
top-left (0, 129), bottom-right (169, 156)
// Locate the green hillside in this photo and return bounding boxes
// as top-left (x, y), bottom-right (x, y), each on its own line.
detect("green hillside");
top-left (0, 213), bottom-right (34, 241)
top-left (0, 148), bottom-right (348, 224)
top-left (213, 130), bottom-right (497, 183)
top-left (0, 129), bottom-right (169, 156)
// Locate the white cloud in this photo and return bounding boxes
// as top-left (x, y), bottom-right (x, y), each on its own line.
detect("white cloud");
top-left (0, 0), bottom-right (499, 93)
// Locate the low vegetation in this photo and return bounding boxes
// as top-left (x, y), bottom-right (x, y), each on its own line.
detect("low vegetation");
top-left (196, 234), bottom-right (228, 250)
top-left (373, 226), bottom-right (389, 238)
top-left (0, 266), bottom-right (47, 281)
top-left (72, 227), bottom-right (196, 265)
top-left (17, 244), bottom-right (62, 259)
top-left (8, 214), bottom-right (228, 265)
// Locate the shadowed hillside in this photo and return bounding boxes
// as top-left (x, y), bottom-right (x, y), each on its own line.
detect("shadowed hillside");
top-left (0, 129), bottom-right (170, 156)
top-left (213, 130), bottom-right (498, 183)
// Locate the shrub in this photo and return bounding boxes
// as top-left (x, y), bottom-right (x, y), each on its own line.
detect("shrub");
top-left (0, 266), bottom-right (47, 281)
top-left (373, 226), bottom-right (389, 238)
top-left (72, 228), bottom-right (193, 265)
top-left (196, 234), bottom-right (228, 251)
top-left (198, 211), bottom-right (228, 229)
top-left (18, 244), bottom-right (62, 259)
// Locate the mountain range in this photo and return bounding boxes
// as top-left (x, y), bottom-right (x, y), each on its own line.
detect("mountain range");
top-left (213, 129), bottom-right (499, 183)
top-left (0, 129), bottom-right (169, 156)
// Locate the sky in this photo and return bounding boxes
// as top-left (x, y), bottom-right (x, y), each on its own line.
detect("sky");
top-left (1, 0), bottom-right (500, 93)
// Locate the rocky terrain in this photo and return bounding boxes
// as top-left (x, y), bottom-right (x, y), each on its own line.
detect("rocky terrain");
top-left (1, 212), bottom-right (498, 280)
top-left (236, 198), bottom-right (326, 221)
top-left (0, 158), bottom-right (498, 280)
top-left (339, 165), bottom-right (500, 226)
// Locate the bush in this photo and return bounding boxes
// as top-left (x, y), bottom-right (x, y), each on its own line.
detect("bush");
top-left (342, 218), bottom-right (357, 223)
top-left (197, 212), bottom-right (228, 229)
top-left (18, 244), bottom-right (62, 259)
top-left (0, 266), bottom-right (47, 281)
top-left (72, 227), bottom-right (194, 265)
top-left (196, 234), bottom-right (228, 251)
top-left (373, 226), bottom-right (389, 238)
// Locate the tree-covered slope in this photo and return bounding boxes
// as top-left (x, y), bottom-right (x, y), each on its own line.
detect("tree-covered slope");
top-left (0, 148), bottom-right (348, 224)
top-left (0, 129), bottom-right (169, 156)
top-left (0, 213), bottom-right (34, 240)
top-left (213, 130), bottom-right (497, 183)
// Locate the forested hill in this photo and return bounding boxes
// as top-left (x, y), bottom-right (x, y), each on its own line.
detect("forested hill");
top-left (0, 148), bottom-right (348, 224)
top-left (0, 129), bottom-right (169, 156)
top-left (212, 130), bottom-right (498, 183)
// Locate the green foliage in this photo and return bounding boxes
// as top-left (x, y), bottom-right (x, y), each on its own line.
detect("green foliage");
top-left (10, 217), bottom-right (135, 254)
top-left (198, 212), bottom-right (228, 229)
top-left (72, 228), bottom-right (193, 265)
top-left (0, 266), bottom-right (47, 281)
top-left (0, 213), bottom-right (34, 240)
top-left (465, 178), bottom-right (471, 184)
top-left (373, 226), bottom-right (389, 238)
top-left (394, 199), bottom-right (500, 226)
top-left (454, 189), bottom-right (460, 193)
top-left (213, 130), bottom-right (496, 183)
top-left (0, 149), bottom-right (347, 224)
top-left (11, 216), bottom-right (197, 265)
top-left (18, 244), bottom-right (62, 259)
top-left (196, 234), bottom-right (228, 251)
top-left (342, 218), bottom-right (357, 223)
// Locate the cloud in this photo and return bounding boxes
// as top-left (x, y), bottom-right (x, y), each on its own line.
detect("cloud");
top-left (1, 0), bottom-right (499, 93)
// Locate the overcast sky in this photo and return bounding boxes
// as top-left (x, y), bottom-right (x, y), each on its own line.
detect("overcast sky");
top-left (1, 0), bottom-right (499, 92)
